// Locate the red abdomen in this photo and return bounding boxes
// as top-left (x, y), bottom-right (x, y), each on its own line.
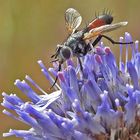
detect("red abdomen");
top-left (88, 14), bottom-right (113, 30)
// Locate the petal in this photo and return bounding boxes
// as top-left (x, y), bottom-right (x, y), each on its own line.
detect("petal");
top-left (14, 80), bottom-right (40, 103)
top-left (127, 61), bottom-right (139, 90)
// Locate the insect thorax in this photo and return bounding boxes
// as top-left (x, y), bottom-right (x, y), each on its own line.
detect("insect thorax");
top-left (65, 31), bottom-right (89, 57)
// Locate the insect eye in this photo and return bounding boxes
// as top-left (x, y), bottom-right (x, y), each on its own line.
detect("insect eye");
top-left (60, 47), bottom-right (72, 60)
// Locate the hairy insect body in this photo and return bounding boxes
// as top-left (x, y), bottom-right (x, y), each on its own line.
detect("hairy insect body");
top-left (50, 8), bottom-right (133, 88)
top-left (65, 30), bottom-right (90, 57)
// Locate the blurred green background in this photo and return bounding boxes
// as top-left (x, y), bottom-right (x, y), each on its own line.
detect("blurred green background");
top-left (0, 0), bottom-right (140, 139)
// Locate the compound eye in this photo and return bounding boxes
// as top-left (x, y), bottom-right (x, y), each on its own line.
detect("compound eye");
top-left (60, 47), bottom-right (72, 60)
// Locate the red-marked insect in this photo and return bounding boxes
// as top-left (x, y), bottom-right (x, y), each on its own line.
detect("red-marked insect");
top-left (51, 8), bottom-right (133, 88)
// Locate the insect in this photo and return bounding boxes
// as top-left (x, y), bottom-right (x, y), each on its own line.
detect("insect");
top-left (51, 8), bottom-right (133, 88)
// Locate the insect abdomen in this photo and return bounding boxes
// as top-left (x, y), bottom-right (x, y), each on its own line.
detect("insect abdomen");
top-left (88, 14), bottom-right (113, 30)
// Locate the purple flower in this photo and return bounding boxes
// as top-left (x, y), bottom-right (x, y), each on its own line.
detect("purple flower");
top-left (2, 32), bottom-right (140, 140)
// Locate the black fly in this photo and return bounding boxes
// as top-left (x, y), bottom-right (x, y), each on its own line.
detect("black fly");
top-left (51, 8), bottom-right (133, 88)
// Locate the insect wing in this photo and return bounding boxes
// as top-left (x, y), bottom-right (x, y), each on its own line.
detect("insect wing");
top-left (65, 8), bottom-right (82, 34)
top-left (84, 21), bottom-right (128, 40)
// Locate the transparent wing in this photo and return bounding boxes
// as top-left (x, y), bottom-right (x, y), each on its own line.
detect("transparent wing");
top-left (65, 8), bottom-right (82, 34)
top-left (84, 21), bottom-right (128, 40)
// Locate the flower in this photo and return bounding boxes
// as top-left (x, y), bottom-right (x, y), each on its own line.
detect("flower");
top-left (2, 32), bottom-right (140, 140)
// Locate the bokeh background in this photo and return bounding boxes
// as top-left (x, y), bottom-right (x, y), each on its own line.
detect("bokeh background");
top-left (0, 0), bottom-right (140, 139)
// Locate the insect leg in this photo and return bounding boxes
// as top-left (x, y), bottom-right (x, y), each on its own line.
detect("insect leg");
top-left (92, 35), bottom-right (102, 47)
top-left (78, 57), bottom-right (83, 72)
top-left (50, 63), bottom-right (61, 89)
top-left (89, 35), bottom-right (102, 53)
top-left (100, 34), bottom-right (133, 45)
top-left (50, 59), bottom-right (59, 63)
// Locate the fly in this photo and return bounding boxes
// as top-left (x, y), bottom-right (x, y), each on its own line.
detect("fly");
top-left (51, 8), bottom-right (133, 88)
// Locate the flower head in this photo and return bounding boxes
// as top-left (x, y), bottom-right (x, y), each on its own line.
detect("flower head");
top-left (2, 32), bottom-right (140, 140)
